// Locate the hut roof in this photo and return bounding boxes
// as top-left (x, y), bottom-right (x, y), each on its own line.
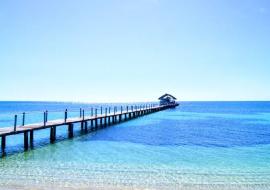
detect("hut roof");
top-left (158, 93), bottom-right (177, 100)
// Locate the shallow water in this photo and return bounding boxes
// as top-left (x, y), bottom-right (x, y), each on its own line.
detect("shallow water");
top-left (0, 101), bottom-right (270, 189)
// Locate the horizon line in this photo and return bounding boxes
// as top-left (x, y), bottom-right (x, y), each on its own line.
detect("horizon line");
top-left (0, 99), bottom-right (269, 103)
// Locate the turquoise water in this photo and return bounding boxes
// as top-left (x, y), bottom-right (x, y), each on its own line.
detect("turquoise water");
top-left (0, 101), bottom-right (270, 189)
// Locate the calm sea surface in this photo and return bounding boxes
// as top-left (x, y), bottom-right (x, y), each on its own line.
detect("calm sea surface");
top-left (0, 101), bottom-right (270, 190)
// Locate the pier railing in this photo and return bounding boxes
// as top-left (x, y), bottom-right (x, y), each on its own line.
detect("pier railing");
top-left (0, 104), bottom-right (160, 129)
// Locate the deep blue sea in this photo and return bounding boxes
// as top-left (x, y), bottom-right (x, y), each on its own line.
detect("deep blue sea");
top-left (0, 101), bottom-right (270, 190)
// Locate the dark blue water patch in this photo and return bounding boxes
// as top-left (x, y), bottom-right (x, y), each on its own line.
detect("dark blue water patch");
top-left (81, 113), bottom-right (270, 148)
top-left (180, 101), bottom-right (270, 114)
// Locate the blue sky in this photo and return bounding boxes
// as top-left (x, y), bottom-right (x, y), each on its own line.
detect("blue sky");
top-left (0, 0), bottom-right (269, 102)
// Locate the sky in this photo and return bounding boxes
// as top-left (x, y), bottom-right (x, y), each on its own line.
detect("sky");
top-left (0, 0), bottom-right (270, 102)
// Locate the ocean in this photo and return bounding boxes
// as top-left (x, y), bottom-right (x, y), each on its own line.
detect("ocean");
top-left (0, 101), bottom-right (270, 190)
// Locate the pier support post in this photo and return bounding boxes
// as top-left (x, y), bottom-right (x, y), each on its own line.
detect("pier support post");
top-left (24, 131), bottom-right (28, 151)
top-left (95, 118), bottom-right (98, 130)
top-left (104, 117), bottom-right (107, 126)
top-left (81, 122), bottom-right (84, 131)
top-left (84, 122), bottom-right (88, 133)
top-left (30, 130), bottom-right (34, 148)
top-left (68, 123), bottom-right (74, 138)
top-left (91, 119), bottom-right (93, 130)
top-left (1, 136), bottom-right (6, 157)
top-left (50, 126), bottom-right (56, 143)
top-left (100, 118), bottom-right (103, 128)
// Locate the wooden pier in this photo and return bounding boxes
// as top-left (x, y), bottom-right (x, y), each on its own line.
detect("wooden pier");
top-left (0, 103), bottom-right (178, 157)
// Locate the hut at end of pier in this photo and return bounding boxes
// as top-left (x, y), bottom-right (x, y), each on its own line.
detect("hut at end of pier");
top-left (158, 93), bottom-right (177, 106)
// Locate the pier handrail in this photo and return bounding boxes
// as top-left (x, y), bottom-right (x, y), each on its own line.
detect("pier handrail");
top-left (0, 103), bottom-right (179, 129)
top-left (0, 102), bottom-right (179, 132)
top-left (0, 103), bottom-right (161, 128)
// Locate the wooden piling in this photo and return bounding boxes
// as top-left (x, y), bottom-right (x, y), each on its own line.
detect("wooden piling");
top-left (1, 136), bottom-right (6, 157)
top-left (95, 118), bottom-right (98, 130)
top-left (24, 131), bottom-right (28, 151)
top-left (68, 124), bottom-right (73, 138)
top-left (119, 114), bottom-right (122, 122)
top-left (50, 126), bottom-right (56, 143)
top-left (91, 119), bottom-right (93, 130)
top-left (81, 122), bottom-right (84, 131)
top-left (84, 122), bottom-right (88, 133)
top-left (30, 130), bottom-right (34, 148)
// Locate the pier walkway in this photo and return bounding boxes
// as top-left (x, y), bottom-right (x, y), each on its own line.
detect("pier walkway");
top-left (0, 103), bottom-right (178, 157)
